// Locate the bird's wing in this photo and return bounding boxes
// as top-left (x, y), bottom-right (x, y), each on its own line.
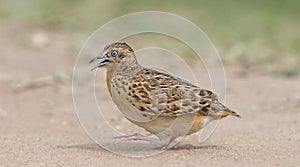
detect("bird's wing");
top-left (127, 68), bottom-right (217, 117)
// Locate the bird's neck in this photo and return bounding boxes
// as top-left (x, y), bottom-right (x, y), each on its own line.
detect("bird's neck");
top-left (115, 57), bottom-right (141, 75)
top-left (106, 69), bottom-right (113, 96)
top-left (105, 57), bottom-right (141, 95)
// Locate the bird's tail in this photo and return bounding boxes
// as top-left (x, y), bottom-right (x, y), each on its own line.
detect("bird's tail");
top-left (211, 100), bottom-right (241, 119)
top-left (221, 108), bottom-right (241, 118)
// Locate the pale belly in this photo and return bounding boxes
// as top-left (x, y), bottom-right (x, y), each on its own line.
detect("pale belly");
top-left (132, 113), bottom-right (215, 138)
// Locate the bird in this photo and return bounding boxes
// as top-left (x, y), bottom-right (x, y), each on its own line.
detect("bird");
top-left (90, 42), bottom-right (240, 149)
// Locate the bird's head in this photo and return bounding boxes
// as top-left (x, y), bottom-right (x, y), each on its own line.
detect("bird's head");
top-left (90, 42), bottom-right (137, 71)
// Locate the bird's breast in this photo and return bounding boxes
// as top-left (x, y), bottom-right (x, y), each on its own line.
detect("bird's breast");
top-left (109, 75), bottom-right (154, 122)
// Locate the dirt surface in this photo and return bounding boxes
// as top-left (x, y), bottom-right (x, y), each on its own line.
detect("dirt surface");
top-left (1, 25), bottom-right (300, 166)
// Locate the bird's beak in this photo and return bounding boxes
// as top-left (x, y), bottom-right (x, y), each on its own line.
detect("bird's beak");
top-left (89, 55), bottom-right (110, 71)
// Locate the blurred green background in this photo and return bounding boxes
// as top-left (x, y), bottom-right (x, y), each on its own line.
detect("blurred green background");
top-left (1, 0), bottom-right (299, 76)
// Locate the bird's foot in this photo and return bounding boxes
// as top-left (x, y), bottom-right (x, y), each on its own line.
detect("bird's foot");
top-left (113, 133), bottom-right (161, 145)
top-left (153, 137), bottom-right (179, 150)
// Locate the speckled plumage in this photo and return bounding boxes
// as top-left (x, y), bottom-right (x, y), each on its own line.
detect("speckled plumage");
top-left (90, 42), bottom-right (240, 148)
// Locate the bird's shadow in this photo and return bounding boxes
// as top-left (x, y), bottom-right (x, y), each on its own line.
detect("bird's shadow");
top-left (171, 144), bottom-right (222, 150)
top-left (57, 143), bottom-right (105, 151)
top-left (57, 143), bottom-right (223, 152)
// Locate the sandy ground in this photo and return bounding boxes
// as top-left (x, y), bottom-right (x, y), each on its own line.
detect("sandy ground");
top-left (0, 24), bottom-right (300, 166)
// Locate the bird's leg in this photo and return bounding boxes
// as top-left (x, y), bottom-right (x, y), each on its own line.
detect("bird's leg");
top-left (113, 133), bottom-right (162, 145)
top-left (155, 136), bottom-right (179, 150)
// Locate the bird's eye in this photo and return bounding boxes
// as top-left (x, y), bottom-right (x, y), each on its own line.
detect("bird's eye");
top-left (111, 50), bottom-right (119, 57)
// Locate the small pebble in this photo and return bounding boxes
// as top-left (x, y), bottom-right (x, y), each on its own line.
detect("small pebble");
top-left (31, 32), bottom-right (49, 48)
top-left (62, 121), bottom-right (68, 126)
top-left (0, 107), bottom-right (7, 117)
top-left (49, 119), bottom-right (55, 124)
